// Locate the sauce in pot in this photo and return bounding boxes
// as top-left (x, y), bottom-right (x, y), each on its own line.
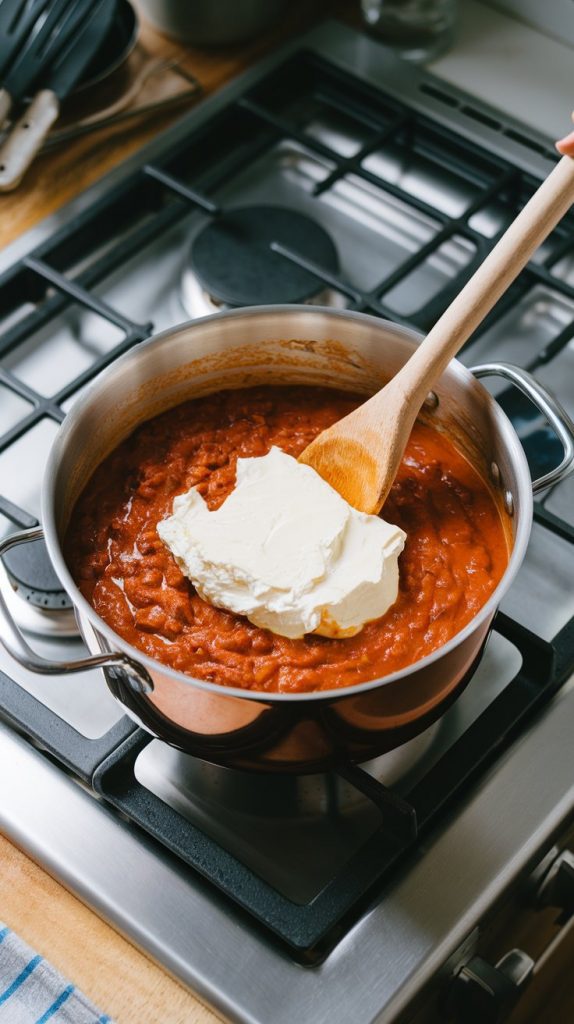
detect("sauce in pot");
top-left (65, 386), bottom-right (509, 693)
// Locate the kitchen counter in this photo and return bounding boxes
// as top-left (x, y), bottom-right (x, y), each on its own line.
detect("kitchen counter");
top-left (0, 0), bottom-right (346, 247)
top-left (0, 834), bottom-right (220, 1023)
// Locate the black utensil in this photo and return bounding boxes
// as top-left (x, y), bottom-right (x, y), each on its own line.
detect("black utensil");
top-left (0, 0), bottom-right (51, 81)
top-left (0, 0), bottom-right (117, 189)
top-left (0, 0), bottom-right (97, 127)
top-left (75, 0), bottom-right (137, 94)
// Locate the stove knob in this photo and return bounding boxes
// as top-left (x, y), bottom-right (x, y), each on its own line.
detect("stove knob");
top-left (535, 848), bottom-right (574, 919)
top-left (445, 948), bottom-right (534, 1023)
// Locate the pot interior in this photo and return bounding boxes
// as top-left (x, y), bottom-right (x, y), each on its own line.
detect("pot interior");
top-left (46, 308), bottom-right (522, 553)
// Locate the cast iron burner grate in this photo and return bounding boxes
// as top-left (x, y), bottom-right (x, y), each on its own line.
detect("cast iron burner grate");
top-left (1, 39), bottom-right (574, 960)
top-left (95, 610), bottom-right (563, 961)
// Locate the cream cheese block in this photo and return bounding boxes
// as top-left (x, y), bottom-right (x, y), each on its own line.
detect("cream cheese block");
top-left (157, 447), bottom-right (406, 639)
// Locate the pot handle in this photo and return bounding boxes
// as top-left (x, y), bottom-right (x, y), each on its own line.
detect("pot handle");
top-left (0, 527), bottom-right (153, 694)
top-left (471, 362), bottom-right (574, 494)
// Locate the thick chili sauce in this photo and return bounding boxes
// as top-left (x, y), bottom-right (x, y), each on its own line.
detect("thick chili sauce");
top-left (65, 386), bottom-right (509, 693)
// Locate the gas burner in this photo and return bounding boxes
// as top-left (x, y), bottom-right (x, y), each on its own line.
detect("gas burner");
top-left (1, 537), bottom-right (78, 638)
top-left (181, 205), bottom-right (341, 317)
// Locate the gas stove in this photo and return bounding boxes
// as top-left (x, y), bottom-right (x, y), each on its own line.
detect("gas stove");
top-left (1, 16), bottom-right (574, 1024)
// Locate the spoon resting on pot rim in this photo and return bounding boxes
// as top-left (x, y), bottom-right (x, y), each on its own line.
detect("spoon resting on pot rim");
top-left (299, 148), bottom-right (574, 515)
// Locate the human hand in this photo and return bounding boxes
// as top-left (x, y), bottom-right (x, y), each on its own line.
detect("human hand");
top-left (556, 116), bottom-right (574, 155)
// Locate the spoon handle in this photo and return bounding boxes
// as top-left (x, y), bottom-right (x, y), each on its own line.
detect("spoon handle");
top-left (0, 90), bottom-right (60, 193)
top-left (393, 154), bottom-right (574, 410)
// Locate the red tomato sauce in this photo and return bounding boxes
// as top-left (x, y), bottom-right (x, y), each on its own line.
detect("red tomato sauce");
top-left (65, 386), bottom-right (509, 693)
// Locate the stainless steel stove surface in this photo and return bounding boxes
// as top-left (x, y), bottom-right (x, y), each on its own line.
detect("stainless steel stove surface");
top-left (1, 18), bottom-right (574, 1024)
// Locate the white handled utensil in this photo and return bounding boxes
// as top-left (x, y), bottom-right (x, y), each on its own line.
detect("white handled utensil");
top-left (300, 152), bottom-right (574, 514)
top-left (0, 0), bottom-right (91, 130)
top-left (0, 0), bottom-right (116, 191)
top-left (0, 0), bottom-right (50, 125)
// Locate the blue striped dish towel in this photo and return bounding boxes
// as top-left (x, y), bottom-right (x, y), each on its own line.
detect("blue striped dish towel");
top-left (0, 924), bottom-right (114, 1024)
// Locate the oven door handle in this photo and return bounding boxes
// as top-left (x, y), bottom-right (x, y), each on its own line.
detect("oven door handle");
top-left (0, 526), bottom-right (153, 693)
top-left (471, 362), bottom-right (574, 494)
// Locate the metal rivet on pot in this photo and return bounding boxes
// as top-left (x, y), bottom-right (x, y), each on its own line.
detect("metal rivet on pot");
top-left (490, 461), bottom-right (501, 485)
top-left (424, 391), bottom-right (439, 410)
top-left (504, 490), bottom-right (514, 516)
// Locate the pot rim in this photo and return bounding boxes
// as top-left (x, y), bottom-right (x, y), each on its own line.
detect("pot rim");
top-left (42, 305), bottom-right (533, 704)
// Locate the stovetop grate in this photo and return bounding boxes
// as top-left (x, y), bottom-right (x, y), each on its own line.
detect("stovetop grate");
top-left (2, 50), bottom-right (574, 500)
top-left (1, 43), bottom-right (574, 961)
top-left (91, 613), bottom-right (560, 962)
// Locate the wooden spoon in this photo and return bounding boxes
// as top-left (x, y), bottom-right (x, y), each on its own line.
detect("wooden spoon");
top-left (299, 153), bottom-right (574, 514)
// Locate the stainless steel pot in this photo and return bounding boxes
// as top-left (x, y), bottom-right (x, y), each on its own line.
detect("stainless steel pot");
top-left (137, 0), bottom-right (287, 45)
top-left (1, 307), bottom-right (573, 773)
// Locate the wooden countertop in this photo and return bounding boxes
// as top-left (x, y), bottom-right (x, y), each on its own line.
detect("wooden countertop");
top-left (0, 834), bottom-right (220, 1023)
top-left (0, 4), bottom-right (347, 1022)
top-left (1, 0), bottom-right (349, 246)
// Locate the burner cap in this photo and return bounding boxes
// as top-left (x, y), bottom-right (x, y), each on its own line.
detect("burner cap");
top-left (189, 205), bottom-right (338, 307)
top-left (3, 536), bottom-right (72, 611)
